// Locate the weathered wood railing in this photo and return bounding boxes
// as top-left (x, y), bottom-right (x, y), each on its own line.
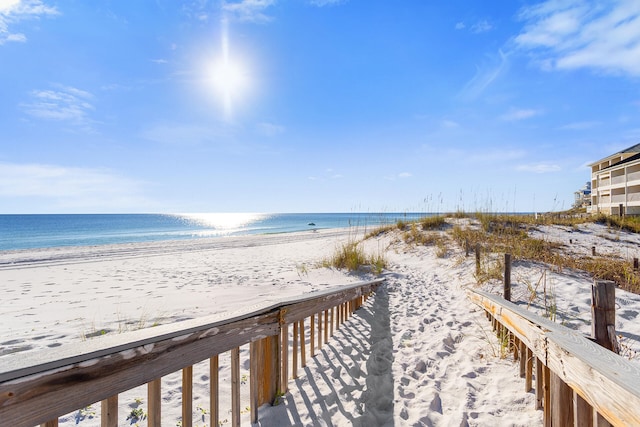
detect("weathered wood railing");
top-left (0, 278), bottom-right (383, 427)
top-left (467, 288), bottom-right (640, 427)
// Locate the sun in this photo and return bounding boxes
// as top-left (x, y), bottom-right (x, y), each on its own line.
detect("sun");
top-left (208, 22), bottom-right (250, 120)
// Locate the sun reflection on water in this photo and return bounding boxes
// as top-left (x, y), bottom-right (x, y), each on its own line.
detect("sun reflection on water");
top-left (177, 213), bottom-right (267, 231)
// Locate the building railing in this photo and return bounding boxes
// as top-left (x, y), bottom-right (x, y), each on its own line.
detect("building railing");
top-left (0, 279), bottom-right (384, 427)
top-left (467, 288), bottom-right (640, 426)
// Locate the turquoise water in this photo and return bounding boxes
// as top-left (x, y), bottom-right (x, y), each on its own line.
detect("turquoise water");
top-left (0, 213), bottom-right (432, 251)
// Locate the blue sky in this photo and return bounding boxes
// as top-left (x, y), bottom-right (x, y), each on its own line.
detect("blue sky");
top-left (1, 0), bottom-right (639, 213)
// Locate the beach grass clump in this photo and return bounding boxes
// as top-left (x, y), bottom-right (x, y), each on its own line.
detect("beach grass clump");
top-left (323, 241), bottom-right (387, 274)
top-left (420, 215), bottom-right (447, 230)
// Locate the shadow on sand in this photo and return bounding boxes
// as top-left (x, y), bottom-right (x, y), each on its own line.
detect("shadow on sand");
top-left (258, 284), bottom-right (394, 426)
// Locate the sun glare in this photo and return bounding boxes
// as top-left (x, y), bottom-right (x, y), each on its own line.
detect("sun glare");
top-left (208, 20), bottom-right (250, 120)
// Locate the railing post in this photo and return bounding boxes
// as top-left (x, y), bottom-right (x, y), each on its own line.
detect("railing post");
top-left (550, 371), bottom-right (574, 426)
top-left (182, 366), bottom-right (193, 427)
top-left (231, 347), bottom-right (240, 427)
top-left (310, 314), bottom-right (316, 357)
top-left (504, 253), bottom-right (511, 302)
top-left (101, 395), bottom-right (118, 427)
top-left (475, 243), bottom-right (481, 275)
top-left (300, 319), bottom-right (306, 368)
top-left (592, 280), bottom-right (619, 353)
top-left (41, 421), bottom-right (58, 427)
top-left (210, 355), bottom-right (219, 427)
top-left (292, 321), bottom-right (299, 379)
top-left (148, 378), bottom-right (161, 427)
top-left (280, 324), bottom-right (289, 393)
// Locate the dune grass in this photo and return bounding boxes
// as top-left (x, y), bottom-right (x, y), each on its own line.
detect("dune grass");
top-left (363, 211), bottom-right (640, 294)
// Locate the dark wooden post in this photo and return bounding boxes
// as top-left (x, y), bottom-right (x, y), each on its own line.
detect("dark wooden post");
top-left (591, 280), bottom-right (619, 353)
top-left (475, 243), bottom-right (481, 275)
top-left (592, 246), bottom-right (596, 256)
top-left (504, 253), bottom-right (511, 301)
top-left (634, 257), bottom-right (639, 271)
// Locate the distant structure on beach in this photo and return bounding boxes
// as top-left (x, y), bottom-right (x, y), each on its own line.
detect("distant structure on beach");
top-left (590, 143), bottom-right (640, 215)
top-left (573, 181), bottom-right (591, 210)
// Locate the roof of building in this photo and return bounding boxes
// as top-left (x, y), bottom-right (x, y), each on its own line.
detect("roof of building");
top-left (590, 142), bottom-right (640, 167)
top-left (599, 151), bottom-right (640, 172)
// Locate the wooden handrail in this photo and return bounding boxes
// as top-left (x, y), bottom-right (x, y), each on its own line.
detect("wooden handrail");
top-left (468, 288), bottom-right (640, 426)
top-left (0, 278), bottom-right (383, 427)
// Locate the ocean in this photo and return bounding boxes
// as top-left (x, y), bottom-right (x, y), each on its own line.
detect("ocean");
top-left (0, 212), bottom-right (432, 251)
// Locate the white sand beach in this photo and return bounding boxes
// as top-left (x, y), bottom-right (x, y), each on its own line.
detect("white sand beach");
top-left (2, 220), bottom-right (640, 426)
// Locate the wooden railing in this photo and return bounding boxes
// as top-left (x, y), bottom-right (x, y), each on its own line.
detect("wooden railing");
top-left (467, 288), bottom-right (640, 427)
top-left (0, 279), bottom-right (383, 427)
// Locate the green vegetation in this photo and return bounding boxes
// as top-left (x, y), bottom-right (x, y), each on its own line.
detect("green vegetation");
top-left (322, 241), bottom-right (387, 275)
top-left (363, 211), bottom-right (640, 294)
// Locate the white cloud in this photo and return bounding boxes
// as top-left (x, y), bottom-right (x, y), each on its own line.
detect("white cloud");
top-left (516, 162), bottom-right (562, 173)
top-left (21, 85), bottom-right (96, 131)
top-left (0, 0), bottom-right (58, 45)
top-left (222, 0), bottom-right (275, 23)
top-left (257, 122), bottom-right (285, 137)
top-left (500, 108), bottom-right (543, 121)
top-left (515, 0), bottom-right (640, 76)
top-left (455, 22), bottom-right (465, 30)
top-left (384, 172), bottom-right (412, 181)
top-left (0, 162), bottom-right (149, 212)
top-left (471, 20), bottom-right (493, 33)
top-left (309, 0), bottom-right (344, 6)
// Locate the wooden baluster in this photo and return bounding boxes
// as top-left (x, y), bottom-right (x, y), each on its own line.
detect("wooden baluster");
top-left (210, 355), bottom-right (219, 427)
top-left (293, 321), bottom-right (299, 379)
top-left (535, 358), bottom-right (543, 410)
top-left (310, 314), bottom-right (316, 357)
top-left (231, 347), bottom-right (241, 427)
top-left (300, 319), bottom-right (306, 368)
top-left (324, 309), bottom-right (329, 344)
top-left (318, 311), bottom-right (323, 349)
top-left (148, 378), bottom-right (162, 427)
top-left (41, 420), bottom-right (58, 427)
top-left (281, 324), bottom-right (289, 392)
top-left (182, 365), bottom-right (193, 427)
top-left (250, 341), bottom-right (258, 424)
top-left (525, 348), bottom-right (533, 392)
top-left (101, 395), bottom-right (118, 427)
top-left (543, 366), bottom-right (551, 427)
top-left (519, 341), bottom-right (526, 378)
top-left (330, 307), bottom-right (335, 337)
top-left (573, 391), bottom-right (593, 426)
top-left (550, 371), bottom-right (574, 426)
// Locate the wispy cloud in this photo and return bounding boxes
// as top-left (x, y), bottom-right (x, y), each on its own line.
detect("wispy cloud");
top-left (559, 120), bottom-right (601, 130)
top-left (384, 172), bottom-right (412, 181)
top-left (21, 85), bottom-right (96, 131)
top-left (514, 0), bottom-right (640, 76)
top-left (471, 20), bottom-right (493, 34)
top-left (516, 162), bottom-right (561, 173)
top-left (459, 49), bottom-right (509, 101)
top-left (0, 162), bottom-right (149, 211)
top-left (455, 19), bottom-right (493, 33)
top-left (0, 0), bottom-right (58, 45)
top-left (500, 108), bottom-right (543, 121)
top-left (309, 0), bottom-right (345, 6)
top-left (257, 122), bottom-right (285, 136)
top-left (140, 123), bottom-right (228, 146)
top-left (222, 0), bottom-right (276, 23)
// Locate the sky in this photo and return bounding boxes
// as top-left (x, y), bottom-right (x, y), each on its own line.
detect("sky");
top-left (1, 0), bottom-right (640, 214)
